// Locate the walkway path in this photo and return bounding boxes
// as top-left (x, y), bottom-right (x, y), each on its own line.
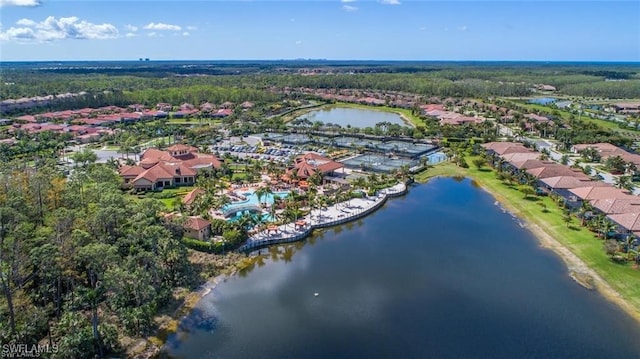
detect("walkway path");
top-left (239, 183), bottom-right (407, 251)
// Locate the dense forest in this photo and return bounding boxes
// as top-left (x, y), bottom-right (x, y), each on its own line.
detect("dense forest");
top-left (0, 161), bottom-right (195, 357)
top-left (2, 62), bottom-right (639, 102)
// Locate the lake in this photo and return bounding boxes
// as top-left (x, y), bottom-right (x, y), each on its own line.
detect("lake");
top-left (165, 178), bottom-right (640, 358)
top-left (297, 107), bottom-right (408, 128)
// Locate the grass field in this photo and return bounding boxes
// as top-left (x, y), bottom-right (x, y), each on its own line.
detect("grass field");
top-left (415, 159), bottom-right (640, 313)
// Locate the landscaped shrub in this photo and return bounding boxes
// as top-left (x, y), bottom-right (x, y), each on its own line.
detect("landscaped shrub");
top-left (147, 192), bottom-right (177, 199)
top-left (182, 237), bottom-right (224, 253)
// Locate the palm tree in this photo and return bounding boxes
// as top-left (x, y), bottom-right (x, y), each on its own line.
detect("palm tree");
top-left (577, 201), bottom-right (594, 226)
top-left (614, 175), bottom-right (634, 193)
top-left (254, 186), bottom-right (273, 208)
top-left (352, 177), bottom-right (367, 193)
top-left (599, 218), bottom-right (617, 240)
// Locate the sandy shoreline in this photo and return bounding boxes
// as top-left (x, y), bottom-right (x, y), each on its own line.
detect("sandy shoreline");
top-left (477, 182), bottom-right (640, 324)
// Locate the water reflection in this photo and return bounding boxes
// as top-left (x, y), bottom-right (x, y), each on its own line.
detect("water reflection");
top-left (167, 178), bottom-right (640, 359)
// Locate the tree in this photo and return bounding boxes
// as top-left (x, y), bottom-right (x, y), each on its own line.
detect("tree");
top-left (605, 155), bottom-right (627, 174)
top-left (562, 210), bottom-right (573, 228)
top-left (614, 175), bottom-right (634, 192)
top-left (520, 185), bottom-right (535, 199)
top-left (70, 149), bottom-right (98, 169)
top-left (472, 158), bottom-right (486, 169)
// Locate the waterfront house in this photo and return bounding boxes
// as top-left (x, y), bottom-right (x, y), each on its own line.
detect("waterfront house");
top-left (591, 198), bottom-right (640, 215)
top-left (184, 216), bottom-right (212, 241)
top-left (526, 164), bottom-right (589, 180)
top-left (569, 186), bottom-right (631, 202)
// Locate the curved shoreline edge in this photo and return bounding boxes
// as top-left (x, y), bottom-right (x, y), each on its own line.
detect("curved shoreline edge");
top-left (238, 182), bottom-right (408, 252)
top-left (433, 174), bottom-right (640, 325)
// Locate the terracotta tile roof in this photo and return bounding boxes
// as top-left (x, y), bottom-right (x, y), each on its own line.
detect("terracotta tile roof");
top-left (288, 152), bottom-right (344, 179)
top-left (569, 186), bottom-right (631, 200)
top-left (607, 212), bottom-right (640, 232)
top-left (167, 144), bottom-right (193, 152)
top-left (182, 155), bottom-right (222, 169)
top-left (591, 198), bottom-right (640, 214)
top-left (526, 165), bottom-right (589, 179)
top-left (184, 216), bottom-right (211, 231)
top-left (183, 188), bottom-right (205, 205)
top-left (482, 142), bottom-right (533, 155)
top-left (133, 162), bottom-right (196, 183)
top-left (511, 159), bottom-right (556, 170)
top-left (119, 165), bottom-right (145, 177)
top-left (540, 176), bottom-right (609, 190)
top-left (500, 152), bottom-right (541, 163)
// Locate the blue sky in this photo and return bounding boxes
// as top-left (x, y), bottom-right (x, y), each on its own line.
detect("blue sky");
top-left (0, 0), bottom-right (638, 61)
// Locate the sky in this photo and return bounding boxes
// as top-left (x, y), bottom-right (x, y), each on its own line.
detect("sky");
top-left (0, 0), bottom-right (638, 61)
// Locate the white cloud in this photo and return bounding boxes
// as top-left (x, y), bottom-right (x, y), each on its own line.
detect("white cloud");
top-left (379, 0), bottom-right (400, 4)
top-left (16, 18), bottom-right (36, 26)
top-left (182, 31), bottom-right (190, 36)
top-left (342, 5), bottom-right (358, 12)
top-left (0, 16), bottom-right (119, 43)
top-left (147, 32), bottom-right (163, 38)
top-left (341, 0), bottom-right (357, 2)
top-left (125, 24), bottom-right (138, 32)
top-left (186, 25), bottom-right (197, 31)
top-left (295, 40), bottom-right (302, 45)
top-left (458, 25), bottom-right (468, 31)
top-left (125, 32), bottom-right (136, 38)
top-left (0, 0), bottom-right (40, 7)
top-left (0, 27), bottom-right (35, 41)
top-left (143, 22), bottom-right (181, 31)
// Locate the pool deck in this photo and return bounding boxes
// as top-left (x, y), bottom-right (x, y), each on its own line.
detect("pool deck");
top-left (238, 183), bottom-right (407, 252)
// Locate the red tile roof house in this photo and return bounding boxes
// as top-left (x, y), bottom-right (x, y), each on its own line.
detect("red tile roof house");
top-left (119, 144), bottom-right (221, 191)
top-left (285, 152), bottom-right (345, 184)
top-left (606, 212), bottom-right (640, 237)
top-left (571, 143), bottom-right (623, 156)
top-left (481, 142), bottom-right (533, 156)
top-left (591, 198), bottom-right (640, 215)
top-left (540, 176), bottom-right (612, 204)
top-left (165, 213), bottom-right (212, 241)
top-left (500, 152), bottom-right (541, 163)
top-left (482, 142), bottom-right (535, 168)
top-left (569, 186), bottom-right (632, 201)
top-left (510, 159), bottom-right (557, 170)
top-left (526, 164), bottom-right (590, 180)
top-left (183, 216), bottom-right (212, 241)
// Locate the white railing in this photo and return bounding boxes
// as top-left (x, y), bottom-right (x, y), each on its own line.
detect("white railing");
top-left (238, 183), bottom-right (408, 252)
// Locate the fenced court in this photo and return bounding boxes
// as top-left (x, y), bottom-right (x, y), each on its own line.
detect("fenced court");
top-left (342, 154), bottom-right (418, 173)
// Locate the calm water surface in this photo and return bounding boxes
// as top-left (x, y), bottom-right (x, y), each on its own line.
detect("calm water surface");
top-left (298, 107), bottom-right (407, 128)
top-left (166, 178), bottom-right (640, 358)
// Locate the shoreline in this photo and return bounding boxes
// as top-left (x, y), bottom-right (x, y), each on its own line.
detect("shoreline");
top-left (156, 171), bottom-right (640, 354)
top-left (421, 173), bottom-right (640, 325)
top-left (282, 102), bottom-right (419, 128)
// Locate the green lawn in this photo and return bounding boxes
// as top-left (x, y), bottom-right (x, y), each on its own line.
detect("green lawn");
top-left (416, 160), bottom-right (640, 313)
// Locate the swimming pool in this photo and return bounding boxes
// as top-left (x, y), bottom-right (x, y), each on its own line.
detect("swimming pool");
top-left (228, 211), bottom-right (276, 223)
top-left (222, 190), bottom-right (289, 213)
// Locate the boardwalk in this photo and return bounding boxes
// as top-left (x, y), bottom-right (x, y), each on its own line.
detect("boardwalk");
top-left (239, 183), bottom-right (407, 252)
